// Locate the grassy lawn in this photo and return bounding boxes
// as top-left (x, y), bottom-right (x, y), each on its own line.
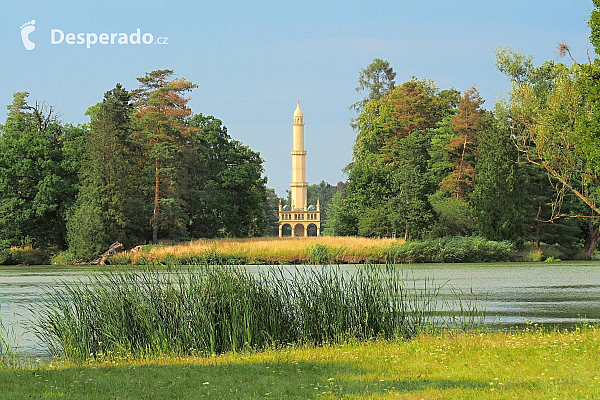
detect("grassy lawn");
top-left (2, 327), bottom-right (599, 399)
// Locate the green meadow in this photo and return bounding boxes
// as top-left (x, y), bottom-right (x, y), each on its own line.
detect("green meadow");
top-left (1, 326), bottom-right (599, 399)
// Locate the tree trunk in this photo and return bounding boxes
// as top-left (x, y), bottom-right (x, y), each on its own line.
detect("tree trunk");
top-left (583, 219), bottom-right (600, 259)
top-left (152, 159), bottom-right (160, 244)
top-left (456, 133), bottom-right (468, 200)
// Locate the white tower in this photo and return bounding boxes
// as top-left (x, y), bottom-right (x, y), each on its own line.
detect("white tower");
top-left (290, 100), bottom-right (308, 211)
top-left (278, 100), bottom-right (321, 237)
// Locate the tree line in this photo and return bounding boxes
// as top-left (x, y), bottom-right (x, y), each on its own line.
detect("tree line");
top-left (4, 2), bottom-right (600, 263)
top-left (0, 70), bottom-right (270, 262)
top-left (325, 1), bottom-right (600, 258)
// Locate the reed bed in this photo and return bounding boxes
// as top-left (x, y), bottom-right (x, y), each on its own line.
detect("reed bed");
top-left (108, 236), bottom-right (513, 265)
top-left (119, 236), bottom-right (401, 265)
top-left (34, 265), bottom-right (482, 361)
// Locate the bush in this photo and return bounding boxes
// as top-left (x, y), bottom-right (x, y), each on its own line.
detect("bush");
top-left (306, 244), bottom-right (344, 265)
top-left (51, 250), bottom-right (78, 265)
top-left (5, 247), bottom-right (49, 265)
top-left (382, 236), bottom-right (514, 263)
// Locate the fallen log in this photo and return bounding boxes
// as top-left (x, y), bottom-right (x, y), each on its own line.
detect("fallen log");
top-left (90, 241), bottom-right (124, 265)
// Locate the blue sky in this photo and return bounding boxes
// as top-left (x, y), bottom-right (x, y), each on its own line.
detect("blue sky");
top-left (1, 0), bottom-right (593, 197)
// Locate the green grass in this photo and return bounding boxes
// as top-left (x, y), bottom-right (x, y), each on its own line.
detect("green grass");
top-left (34, 265), bottom-right (481, 361)
top-left (1, 326), bottom-right (599, 399)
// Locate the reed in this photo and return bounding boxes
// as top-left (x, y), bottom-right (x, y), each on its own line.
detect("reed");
top-left (0, 307), bottom-right (17, 368)
top-left (110, 237), bottom-right (402, 265)
top-left (34, 265), bottom-right (482, 360)
top-left (107, 236), bottom-right (514, 265)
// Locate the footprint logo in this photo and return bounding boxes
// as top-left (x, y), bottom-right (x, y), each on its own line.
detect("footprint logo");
top-left (20, 20), bottom-right (36, 50)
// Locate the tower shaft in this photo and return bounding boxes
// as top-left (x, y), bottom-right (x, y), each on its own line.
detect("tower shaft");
top-left (291, 102), bottom-right (307, 210)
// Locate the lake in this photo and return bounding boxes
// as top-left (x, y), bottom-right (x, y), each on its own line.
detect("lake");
top-left (1, 261), bottom-right (600, 356)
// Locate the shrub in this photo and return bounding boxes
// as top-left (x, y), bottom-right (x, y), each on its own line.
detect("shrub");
top-left (7, 247), bottom-right (49, 265)
top-left (382, 236), bottom-right (514, 263)
top-left (51, 250), bottom-right (78, 265)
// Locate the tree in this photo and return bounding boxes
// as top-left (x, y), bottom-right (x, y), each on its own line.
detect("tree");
top-left (0, 92), bottom-right (86, 250)
top-left (185, 114), bottom-right (269, 238)
top-left (340, 78), bottom-right (454, 239)
top-left (132, 70), bottom-right (197, 243)
top-left (264, 188), bottom-right (280, 236)
top-left (496, 46), bottom-right (600, 256)
top-left (67, 84), bottom-right (146, 260)
top-left (442, 88), bottom-right (485, 200)
top-left (322, 186), bottom-right (357, 236)
top-left (306, 180), bottom-right (337, 230)
top-left (470, 121), bottom-right (523, 243)
top-left (349, 58), bottom-right (396, 127)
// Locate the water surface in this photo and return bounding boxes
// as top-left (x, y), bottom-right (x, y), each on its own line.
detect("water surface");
top-left (1, 262), bottom-right (599, 355)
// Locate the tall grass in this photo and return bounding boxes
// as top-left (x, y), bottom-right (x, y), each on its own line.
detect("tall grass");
top-left (34, 265), bottom-right (482, 360)
top-left (109, 237), bottom-right (401, 265)
top-left (107, 236), bottom-right (514, 266)
top-left (0, 307), bottom-right (17, 368)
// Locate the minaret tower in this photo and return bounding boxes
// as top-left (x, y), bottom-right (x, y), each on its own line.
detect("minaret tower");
top-left (290, 100), bottom-right (308, 211)
top-left (278, 100), bottom-right (321, 237)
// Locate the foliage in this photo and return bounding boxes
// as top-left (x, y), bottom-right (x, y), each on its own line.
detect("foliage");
top-left (470, 121), bottom-right (523, 244)
top-left (495, 46), bottom-right (600, 256)
top-left (67, 84), bottom-right (146, 261)
top-left (0, 70), bottom-right (272, 262)
top-left (0, 93), bottom-right (87, 251)
top-left (0, 246), bottom-right (50, 265)
top-left (132, 69), bottom-right (198, 243)
top-left (185, 114), bottom-right (269, 238)
top-left (430, 197), bottom-right (474, 238)
top-left (441, 88), bottom-right (485, 200)
top-left (381, 236), bottom-right (514, 263)
top-left (338, 77), bottom-right (457, 239)
top-left (349, 57), bottom-right (396, 120)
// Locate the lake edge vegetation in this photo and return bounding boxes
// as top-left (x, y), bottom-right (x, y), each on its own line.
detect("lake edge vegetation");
top-left (104, 236), bottom-right (515, 265)
top-left (33, 264), bottom-right (484, 361)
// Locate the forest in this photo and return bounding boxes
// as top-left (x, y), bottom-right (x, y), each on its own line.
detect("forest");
top-left (320, 2), bottom-right (600, 260)
top-left (0, 70), bottom-right (270, 263)
top-left (3, 3), bottom-right (600, 263)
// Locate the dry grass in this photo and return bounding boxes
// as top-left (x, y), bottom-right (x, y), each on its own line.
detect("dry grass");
top-left (127, 236), bottom-right (404, 264)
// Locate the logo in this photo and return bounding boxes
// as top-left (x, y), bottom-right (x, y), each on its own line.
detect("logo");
top-left (20, 20), bottom-right (36, 50)
top-left (19, 20), bottom-right (168, 50)
top-left (51, 29), bottom-right (168, 48)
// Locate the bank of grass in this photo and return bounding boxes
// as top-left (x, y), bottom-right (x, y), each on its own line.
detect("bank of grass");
top-left (1, 326), bottom-right (599, 399)
top-left (108, 236), bottom-right (514, 265)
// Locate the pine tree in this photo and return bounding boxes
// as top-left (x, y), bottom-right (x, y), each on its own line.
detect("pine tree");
top-left (132, 70), bottom-right (197, 243)
top-left (67, 84), bottom-right (146, 260)
top-left (470, 121), bottom-right (523, 243)
top-left (442, 87), bottom-right (485, 200)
